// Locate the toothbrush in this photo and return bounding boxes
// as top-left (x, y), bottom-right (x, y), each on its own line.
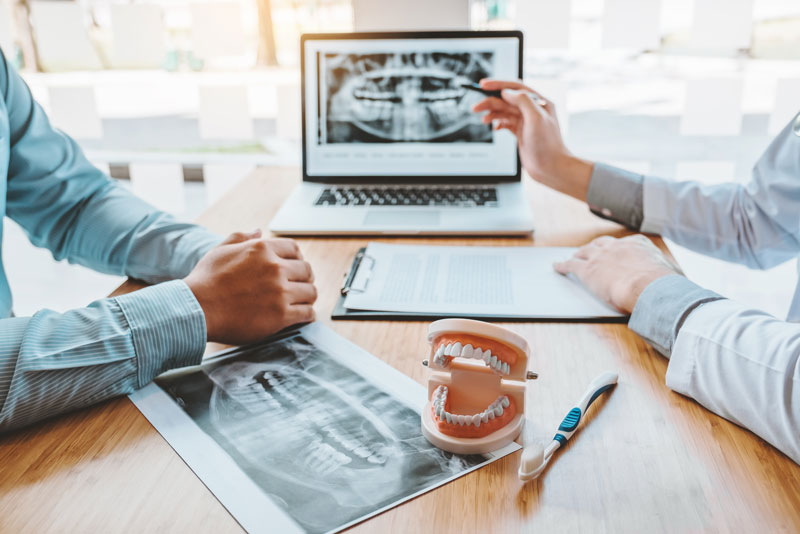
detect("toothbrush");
top-left (518, 371), bottom-right (618, 481)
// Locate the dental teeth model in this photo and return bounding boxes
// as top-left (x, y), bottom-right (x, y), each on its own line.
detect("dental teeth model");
top-left (421, 318), bottom-right (535, 455)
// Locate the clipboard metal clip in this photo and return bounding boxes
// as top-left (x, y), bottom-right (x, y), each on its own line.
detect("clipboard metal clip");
top-left (341, 250), bottom-right (376, 296)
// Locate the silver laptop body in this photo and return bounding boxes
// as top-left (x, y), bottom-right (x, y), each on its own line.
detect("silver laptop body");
top-left (270, 30), bottom-right (533, 236)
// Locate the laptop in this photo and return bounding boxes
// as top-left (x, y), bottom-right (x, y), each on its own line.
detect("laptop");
top-left (269, 30), bottom-right (534, 236)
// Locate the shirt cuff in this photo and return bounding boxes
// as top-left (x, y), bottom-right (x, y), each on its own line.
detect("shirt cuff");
top-left (163, 229), bottom-right (223, 282)
top-left (114, 280), bottom-right (207, 387)
top-left (628, 274), bottom-right (724, 357)
top-left (586, 162), bottom-right (645, 230)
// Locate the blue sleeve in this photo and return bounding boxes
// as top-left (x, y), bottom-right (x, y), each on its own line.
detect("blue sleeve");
top-left (0, 280), bottom-right (206, 432)
top-left (628, 274), bottom-right (724, 357)
top-left (0, 50), bottom-right (221, 283)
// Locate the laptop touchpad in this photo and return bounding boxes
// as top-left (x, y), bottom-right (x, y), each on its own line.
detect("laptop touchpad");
top-left (364, 210), bottom-right (441, 226)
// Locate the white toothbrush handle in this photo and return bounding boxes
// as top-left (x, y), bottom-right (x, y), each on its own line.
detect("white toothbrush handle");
top-left (552, 371), bottom-right (618, 446)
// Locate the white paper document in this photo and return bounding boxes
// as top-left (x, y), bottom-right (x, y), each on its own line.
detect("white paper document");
top-left (130, 322), bottom-right (518, 534)
top-left (343, 243), bottom-right (623, 319)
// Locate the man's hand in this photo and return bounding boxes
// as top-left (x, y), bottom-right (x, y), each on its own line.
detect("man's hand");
top-left (554, 235), bottom-right (680, 314)
top-left (472, 79), bottom-right (593, 201)
top-left (184, 230), bottom-right (317, 345)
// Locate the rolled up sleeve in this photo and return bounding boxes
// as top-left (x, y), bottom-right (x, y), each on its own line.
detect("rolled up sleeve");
top-left (586, 162), bottom-right (645, 230)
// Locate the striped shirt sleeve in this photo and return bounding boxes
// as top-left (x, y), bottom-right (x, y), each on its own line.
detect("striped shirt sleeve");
top-left (0, 280), bottom-right (206, 432)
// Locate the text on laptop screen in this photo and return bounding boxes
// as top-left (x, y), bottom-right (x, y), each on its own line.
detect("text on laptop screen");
top-left (303, 36), bottom-right (520, 178)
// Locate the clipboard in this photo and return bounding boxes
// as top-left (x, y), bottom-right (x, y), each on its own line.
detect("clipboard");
top-left (332, 248), bottom-right (627, 323)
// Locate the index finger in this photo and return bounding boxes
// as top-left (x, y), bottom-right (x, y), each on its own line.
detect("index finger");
top-left (553, 257), bottom-right (588, 277)
top-left (480, 79), bottom-right (533, 92)
top-left (267, 238), bottom-right (304, 260)
top-left (472, 97), bottom-right (522, 115)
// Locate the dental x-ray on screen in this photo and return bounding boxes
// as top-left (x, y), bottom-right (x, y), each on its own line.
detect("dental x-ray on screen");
top-left (320, 51), bottom-right (493, 144)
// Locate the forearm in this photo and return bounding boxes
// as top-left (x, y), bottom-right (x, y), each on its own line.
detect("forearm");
top-left (2, 50), bottom-right (220, 282)
top-left (587, 151), bottom-right (800, 270)
top-left (56, 182), bottom-right (222, 283)
top-left (0, 281), bottom-right (206, 432)
top-left (629, 276), bottom-right (800, 463)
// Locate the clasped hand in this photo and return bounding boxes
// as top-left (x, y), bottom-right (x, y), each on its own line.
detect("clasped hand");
top-left (185, 230), bottom-right (317, 345)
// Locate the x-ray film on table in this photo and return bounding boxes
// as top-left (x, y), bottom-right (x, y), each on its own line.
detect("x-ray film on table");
top-left (130, 323), bottom-right (519, 534)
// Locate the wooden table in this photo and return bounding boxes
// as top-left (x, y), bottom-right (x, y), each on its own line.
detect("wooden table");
top-left (1, 167), bottom-right (798, 533)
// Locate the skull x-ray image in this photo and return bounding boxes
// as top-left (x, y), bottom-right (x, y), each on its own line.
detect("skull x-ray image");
top-left (319, 51), bottom-right (494, 144)
top-left (155, 333), bottom-right (486, 534)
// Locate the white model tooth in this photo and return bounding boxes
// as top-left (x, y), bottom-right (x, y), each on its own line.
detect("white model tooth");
top-left (472, 414), bottom-right (482, 427)
top-left (473, 347), bottom-right (482, 360)
top-left (445, 412), bottom-right (452, 424)
top-left (487, 409), bottom-right (495, 420)
top-left (461, 344), bottom-right (473, 358)
top-left (481, 411), bottom-right (489, 423)
top-left (452, 342), bottom-right (462, 356)
top-left (459, 415), bottom-right (469, 426)
top-left (435, 345), bottom-right (444, 357)
top-left (501, 396), bottom-right (510, 408)
top-left (494, 405), bottom-right (504, 417)
top-left (502, 362), bottom-right (510, 374)
top-left (490, 355), bottom-right (498, 367)
top-left (483, 349), bottom-right (492, 363)
top-left (444, 343), bottom-right (453, 356)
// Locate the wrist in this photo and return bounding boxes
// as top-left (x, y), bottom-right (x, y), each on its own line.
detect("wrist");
top-left (552, 154), bottom-right (594, 201)
top-left (183, 277), bottom-right (219, 341)
top-left (624, 269), bottom-right (675, 313)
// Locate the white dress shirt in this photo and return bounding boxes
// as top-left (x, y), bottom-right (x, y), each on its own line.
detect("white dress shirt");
top-left (585, 113), bottom-right (800, 463)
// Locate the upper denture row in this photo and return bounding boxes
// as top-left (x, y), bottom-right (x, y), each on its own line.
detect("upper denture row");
top-left (433, 341), bottom-right (511, 375)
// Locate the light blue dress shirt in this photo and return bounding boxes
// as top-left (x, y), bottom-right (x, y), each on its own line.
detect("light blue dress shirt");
top-left (0, 52), bottom-right (221, 431)
top-left (586, 114), bottom-right (800, 463)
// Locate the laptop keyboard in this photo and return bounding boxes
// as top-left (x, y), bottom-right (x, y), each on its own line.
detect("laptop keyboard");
top-left (314, 186), bottom-right (498, 207)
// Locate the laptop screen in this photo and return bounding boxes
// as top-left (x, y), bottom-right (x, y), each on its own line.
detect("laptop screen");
top-left (301, 32), bottom-right (522, 182)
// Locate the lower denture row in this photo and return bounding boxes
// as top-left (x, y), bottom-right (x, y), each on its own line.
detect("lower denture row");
top-left (430, 385), bottom-right (515, 438)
